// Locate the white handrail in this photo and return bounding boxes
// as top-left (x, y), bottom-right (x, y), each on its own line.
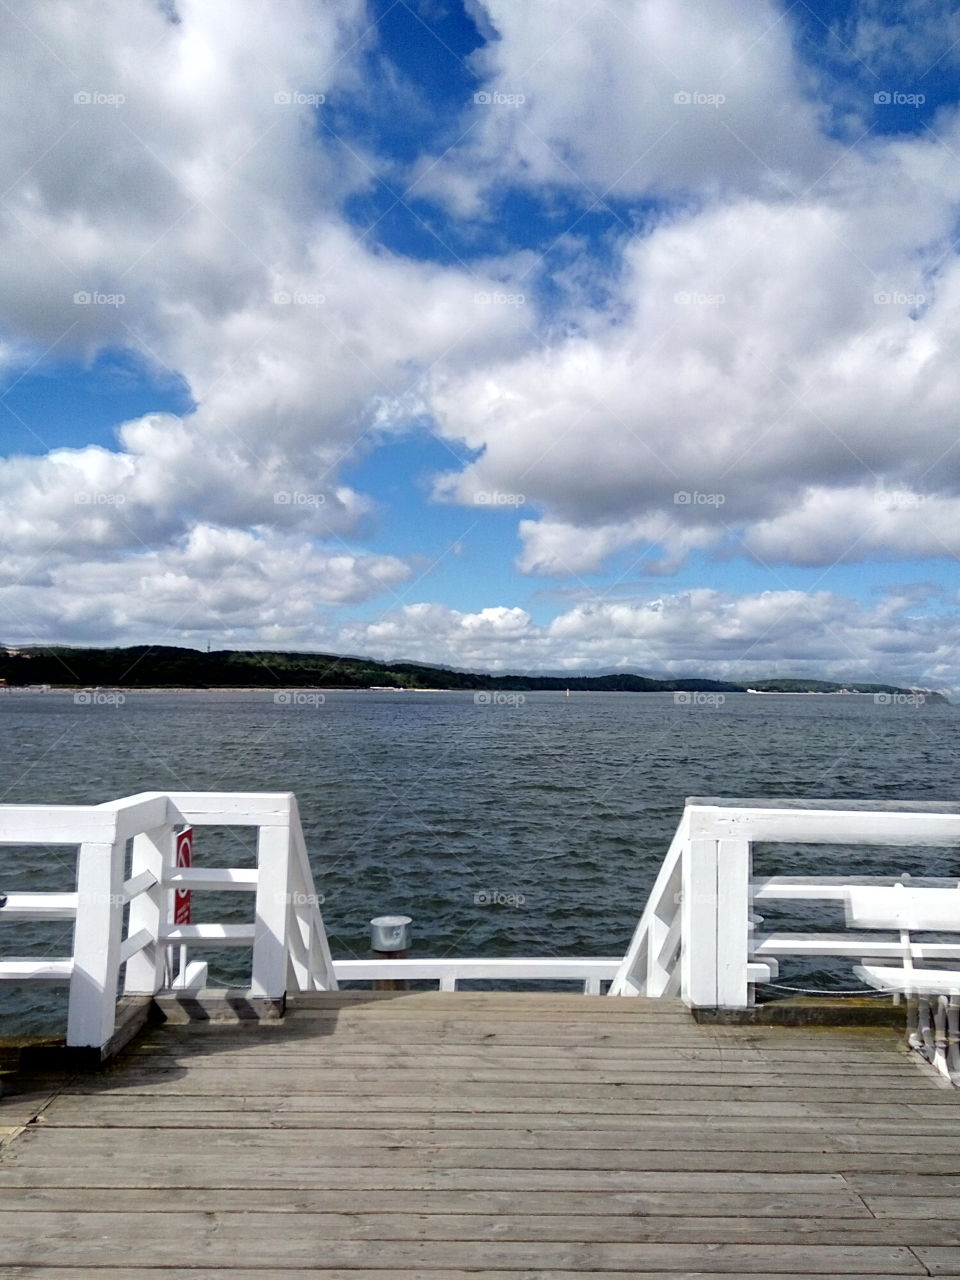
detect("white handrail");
top-left (0, 790), bottom-right (339, 1050)
top-left (609, 799), bottom-right (960, 1008)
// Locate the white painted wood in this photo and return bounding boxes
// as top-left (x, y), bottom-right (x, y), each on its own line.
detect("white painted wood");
top-left (681, 837), bottom-right (719, 1007)
top-left (119, 928), bottom-right (154, 964)
top-left (753, 874), bottom-right (959, 900)
top-left (755, 933), bottom-right (960, 959)
top-left (333, 959), bottom-right (621, 983)
top-left (161, 924), bottom-right (256, 945)
top-left (164, 791), bottom-right (296, 824)
top-left (647, 895), bottom-right (681, 997)
top-left (0, 806), bottom-right (116, 844)
top-left (848, 885), bottom-right (960, 931)
top-left (165, 868), bottom-right (258, 891)
top-left (123, 824), bottom-right (171, 995)
top-left (609, 809), bottom-right (688, 996)
top-left (716, 838), bottom-right (751, 1008)
top-left (122, 869), bottom-right (158, 903)
top-left (94, 793), bottom-right (176, 841)
top-left (0, 892), bottom-right (78, 920)
top-left (0, 959), bottom-right (73, 982)
top-left (251, 822), bottom-right (292, 998)
top-left (288, 798), bottom-right (337, 991)
top-left (68, 837), bottom-right (124, 1049)
top-left (690, 803), bottom-right (960, 846)
top-left (857, 964), bottom-right (960, 994)
top-left (173, 959), bottom-right (208, 991)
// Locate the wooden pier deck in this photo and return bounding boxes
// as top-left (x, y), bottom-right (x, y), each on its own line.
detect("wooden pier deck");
top-left (2, 991), bottom-right (960, 1277)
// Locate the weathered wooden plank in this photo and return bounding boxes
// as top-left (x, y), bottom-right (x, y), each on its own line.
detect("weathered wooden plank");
top-left (0, 1186), bottom-right (872, 1217)
top-left (914, 1248), bottom-right (960, 1274)
top-left (0, 1272), bottom-right (938, 1280)
top-left (32, 1113), bottom-right (960, 1154)
top-left (29, 1091), bottom-right (958, 1119)
top-left (16, 1102), bottom-right (958, 1128)
top-left (850, 1176), bottom-right (960, 1196)
top-left (0, 1217), bottom-right (927, 1272)
top-left (866, 1198), bottom-right (960, 1218)
top-left (0, 1210), bottom-right (940, 1245)
top-left (0, 1155), bottom-right (854, 1187)
top-left (122, 1050), bottom-right (917, 1075)
top-left (148, 1021), bottom-right (900, 1045)
top-left (52, 1079), bottom-right (945, 1107)
top-left (58, 1066), bottom-right (931, 1093)
top-left (17, 1112), bottom-right (950, 1140)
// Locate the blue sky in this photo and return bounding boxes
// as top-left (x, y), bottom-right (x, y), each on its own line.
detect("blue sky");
top-left (2, 0), bottom-right (960, 687)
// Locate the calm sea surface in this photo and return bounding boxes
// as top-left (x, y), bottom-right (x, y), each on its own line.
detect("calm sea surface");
top-left (1, 689), bottom-right (958, 1033)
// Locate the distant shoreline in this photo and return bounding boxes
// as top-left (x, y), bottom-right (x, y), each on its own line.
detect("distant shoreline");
top-left (0, 685), bottom-right (945, 699)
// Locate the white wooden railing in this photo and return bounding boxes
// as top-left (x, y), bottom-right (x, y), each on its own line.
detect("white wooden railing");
top-left (5, 792), bottom-right (960, 1051)
top-left (0, 791), bottom-right (337, 1050)
top-left (611, 798), bottom-right (960, 1006)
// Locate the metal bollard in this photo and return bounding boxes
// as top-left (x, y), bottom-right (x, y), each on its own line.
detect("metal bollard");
top-left (370, 915), bottom-right (411, 991)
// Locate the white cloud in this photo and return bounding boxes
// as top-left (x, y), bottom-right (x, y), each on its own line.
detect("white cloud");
top-left (340, 589), bottom-right (958, 691)
top-left (0, 525), bottom-right (411, 647)
top-left (426, 124), bottom-right (960, 572)
top-left (420, 0), bottom-right (832, 208)
top-left (0, 0), bottom-right (529, 626)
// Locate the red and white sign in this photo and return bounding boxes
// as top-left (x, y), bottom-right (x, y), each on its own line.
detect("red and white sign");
top-left (174, 828), bottom-right (192, 925)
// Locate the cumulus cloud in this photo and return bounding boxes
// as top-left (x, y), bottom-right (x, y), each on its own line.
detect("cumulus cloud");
top-left (0, 525), bottom-right (411, 647)
top-left (425, 0), bottom-right (832, 207)
top-left (341, 589), bottom-right (957, 690)
top-left (0, 0), bottom-right (528, 630)
top-left (426, 122), bottom-right (960, 572)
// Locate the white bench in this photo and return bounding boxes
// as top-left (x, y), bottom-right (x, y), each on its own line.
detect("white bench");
top-left (846, 883), bottom-right (960, 1084)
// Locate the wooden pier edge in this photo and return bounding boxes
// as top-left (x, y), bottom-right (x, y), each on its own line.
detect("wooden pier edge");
top-left (694, 996), bottom-right (907, 1027)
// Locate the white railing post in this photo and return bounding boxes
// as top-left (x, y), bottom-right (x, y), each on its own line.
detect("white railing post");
top-left (716, 838), bottom-right (751, 1007)
top-left (123, 823), bottom-right (174, 995)
top-left (251, 819), bottom-right (292, 998)
top-left (681, 837), bottom-right (719, 1007)
top-left (68, 836), bottom-right (125, 1049)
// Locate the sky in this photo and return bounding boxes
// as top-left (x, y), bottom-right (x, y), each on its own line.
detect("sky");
top-left (2, 0), bottom-right (960, 688)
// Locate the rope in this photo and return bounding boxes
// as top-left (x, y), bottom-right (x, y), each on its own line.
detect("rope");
top-left (763, 981), bottom-right (890, 997)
